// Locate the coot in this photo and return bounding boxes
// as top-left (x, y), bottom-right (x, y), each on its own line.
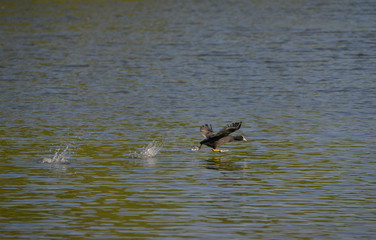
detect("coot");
top-left (195, 121), bottom-right (246, 152)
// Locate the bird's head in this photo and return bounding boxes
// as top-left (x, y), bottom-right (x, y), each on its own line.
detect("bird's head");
top-left (234, 135), bottom-right (247, 141)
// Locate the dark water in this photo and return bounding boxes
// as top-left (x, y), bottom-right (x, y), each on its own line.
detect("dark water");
top-left (1, 0), bottom-right (376, 239)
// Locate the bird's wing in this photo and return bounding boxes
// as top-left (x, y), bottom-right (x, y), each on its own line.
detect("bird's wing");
top-left (200, 124), bottom-right (215, 138)
top-left (214, 121), bottom-right (242, 138)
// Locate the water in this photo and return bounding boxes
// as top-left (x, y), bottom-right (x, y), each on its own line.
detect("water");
top-left (1, 0), bottom-right (376, 239)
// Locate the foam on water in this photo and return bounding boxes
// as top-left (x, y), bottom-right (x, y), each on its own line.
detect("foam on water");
top-left (129, 141), bottom-right (163, 159)
top-left (42, 145), bottom-right (70, 164)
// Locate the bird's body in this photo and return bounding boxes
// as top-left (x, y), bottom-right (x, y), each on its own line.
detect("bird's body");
top-left (196, 121), bottom-right (246, 152)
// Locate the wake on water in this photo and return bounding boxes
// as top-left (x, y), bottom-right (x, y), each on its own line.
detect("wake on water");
top-left (129, 141), bottom-right (163, 159)
top-left (41, 140), bottom-right (162, 164)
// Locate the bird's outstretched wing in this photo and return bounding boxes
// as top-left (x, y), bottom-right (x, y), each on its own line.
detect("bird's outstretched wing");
top-left (200, 124), bottom-right (215, 138)
top-left (214, 121), bottom-right (242, 138)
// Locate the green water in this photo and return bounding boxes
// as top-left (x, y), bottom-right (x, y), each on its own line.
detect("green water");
top-left (1, 0), bottom-right (376, 239)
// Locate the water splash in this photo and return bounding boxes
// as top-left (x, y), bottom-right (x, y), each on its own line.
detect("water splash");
top-left (191, 145), bottom-right (200, 151)
top-left (129, 141), bottom-right (163, 159)
top-left (42, 145), bottom-right (70, 164)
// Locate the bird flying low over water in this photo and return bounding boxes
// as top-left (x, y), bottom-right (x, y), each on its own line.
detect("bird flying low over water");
top-left (193, 121), bottom-right (247, 152)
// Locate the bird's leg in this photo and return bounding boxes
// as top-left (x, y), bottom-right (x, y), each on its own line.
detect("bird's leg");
top-left (212, 149), bottom-right (228, 153)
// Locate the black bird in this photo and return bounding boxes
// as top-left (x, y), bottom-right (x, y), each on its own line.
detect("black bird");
top-left (195, 121), bottom-right (247, 152)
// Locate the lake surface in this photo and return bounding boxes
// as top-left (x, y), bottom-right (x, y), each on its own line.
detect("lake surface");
top-left (1, 0), bottom-right (376, 239)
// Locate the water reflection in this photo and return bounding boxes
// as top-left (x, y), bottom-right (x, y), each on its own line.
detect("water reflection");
top-left (205, 156), bottom-right (243, 171)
